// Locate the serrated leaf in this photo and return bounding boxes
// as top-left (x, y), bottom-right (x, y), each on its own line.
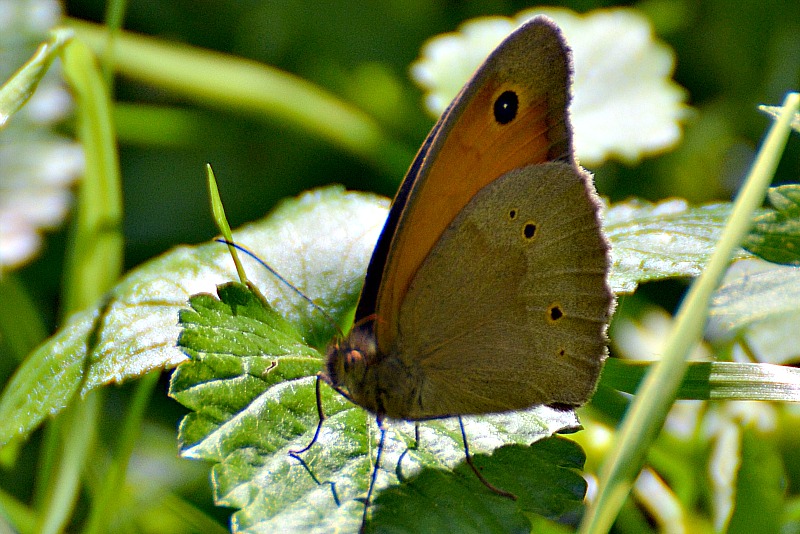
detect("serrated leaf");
top-left (742, 184), bottom-right (800, 265)
top-left (172, 282), bottom-right (322, 455)
top-left (170, 283), bottom-right (583, 533)
top-left (706, 258), bottom-right (800, 364)
top-left (0, 186), bottom-right (387, 447)
top-left (368, 438), bottom-right (586, 533)
top-left (604, 198), bottom-right (749, 294)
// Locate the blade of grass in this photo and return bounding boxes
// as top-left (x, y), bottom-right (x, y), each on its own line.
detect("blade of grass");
top-left (35, 36), bottom-right (124, 534)
top-left (37, 395), bottom-right (98, 534)
top-left (60, 37), bottom-right (123, 314)
top-left (601, 358), bottom-right (800, 401)
top-left (61, 33), bottom-right (160, 534)
top-left (81, 372), bottom-right (159, 534)
top-left (100, 0), bottom-right (128, 89)
top-left (0, 275), bottom-right (47, 364)
top-left (580, 91), bottom-right (800, 534)
top-left (65, 18), bottom-right (413, 177)
top-left (0, 486), bottom-right (38, 534)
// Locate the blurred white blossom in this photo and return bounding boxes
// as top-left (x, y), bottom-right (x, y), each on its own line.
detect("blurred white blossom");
top-left (0, 0), bottom-right (84, 271)
top-left (614, 306), bottom-right (712, 363)
top-left (410, 7), bottom-right (690, 166)
top-left (613, 306), bottom-right (711, 439)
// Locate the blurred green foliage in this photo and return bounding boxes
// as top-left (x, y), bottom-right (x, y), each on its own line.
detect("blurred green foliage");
top-left (57, 0), bottom-right (800, 263)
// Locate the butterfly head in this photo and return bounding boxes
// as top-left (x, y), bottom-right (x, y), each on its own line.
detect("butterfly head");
top-left (323, 323), bottom-right (426, 419)
top-left (323, 324), bottom-right (379, 410)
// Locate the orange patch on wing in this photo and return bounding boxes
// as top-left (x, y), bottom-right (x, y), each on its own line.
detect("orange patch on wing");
top-left (375, 79), bottom-right (568, 352)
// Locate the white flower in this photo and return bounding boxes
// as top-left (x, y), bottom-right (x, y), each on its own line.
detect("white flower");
top-left (410, 7), bottom-right (690, 166)
top-left (0, 0), bottom-right (84, 271)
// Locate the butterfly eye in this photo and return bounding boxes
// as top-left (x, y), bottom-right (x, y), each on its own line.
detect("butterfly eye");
top-left (344, 349), bottom-right (364, 373)
top-left (493, 90), bottom-right (519, 124)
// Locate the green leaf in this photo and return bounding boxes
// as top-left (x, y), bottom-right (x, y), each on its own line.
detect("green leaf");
top-left (603, 198), bottom-right (750, 294)
top-left (706, 258), bottom-right (800, 364)
top-left (368, 438), bottom-right (587, 533)
top-left (0, 186), bottom-right (387, 447)
top-left (0, 306), bottom-right (97, 446)
top-left (742, 184), bottom-right (800, 265)
top-left (170, 282), bottom-right (583, 532)
top-left (172, 283), bottom-right (322, 454)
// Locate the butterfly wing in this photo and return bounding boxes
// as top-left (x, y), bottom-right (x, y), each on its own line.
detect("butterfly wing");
top-left (394, 162), bottom-right (612, 418)
top-left (360, 18), bottom-right (574, 355)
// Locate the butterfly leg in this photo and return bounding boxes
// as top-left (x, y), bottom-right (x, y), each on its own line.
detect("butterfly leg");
top-left (289, 375), bottom-right (325, 456)
top-left (459, 416), bottom-right (516, 500)
top-left (360, 414), bottom-right (386, 534)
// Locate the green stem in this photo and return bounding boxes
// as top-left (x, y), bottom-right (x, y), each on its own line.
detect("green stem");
top-left (100, 0), bottom-right (128, 89)
top-left (81, 372), bottom-right (160, 534)
top-left (580, 92), bottom-right (800, 534)
top-left (60, 38), bottom-right (123, 314)
top-left (38, 395), bottom-right (98, 534)
top-left (35, 35), bottom-right (124, 534)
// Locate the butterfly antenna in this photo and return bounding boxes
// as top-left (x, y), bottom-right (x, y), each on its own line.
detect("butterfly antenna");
top-left (215, 239), bottom-right (344, 338)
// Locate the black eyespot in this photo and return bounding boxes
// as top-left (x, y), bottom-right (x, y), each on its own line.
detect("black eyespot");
top-left (549, 305), bottom-right (563, 321)
top-left (508, 209), bottom-right (517, 220)
top-left (493, 90), bottom-right (518, 124)
top-left (523, 223), bottom-right (536, 239)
